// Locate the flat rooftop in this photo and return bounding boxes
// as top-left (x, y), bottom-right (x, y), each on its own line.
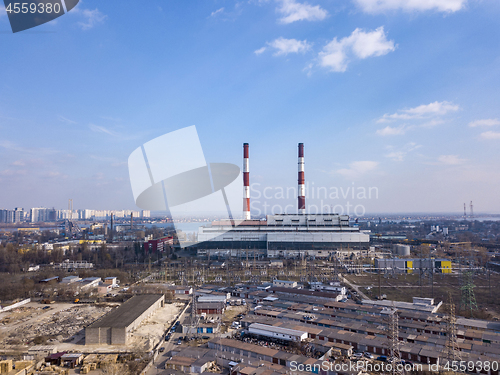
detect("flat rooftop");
top-left (250, 323), bottom-right (307, 337)
top-left (87, 294), bottom-right (163, 329)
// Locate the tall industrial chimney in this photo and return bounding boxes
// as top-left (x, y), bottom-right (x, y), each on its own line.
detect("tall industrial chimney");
top-left (243, 143), bottom-right (250, 220)
top-left (298, 143), bottom-right (305, 215)
top-left (131, 212), bottom-right (133, 230)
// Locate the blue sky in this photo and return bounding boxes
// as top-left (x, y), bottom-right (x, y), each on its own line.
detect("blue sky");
top-left (1, 0), bottom-right (500, 214)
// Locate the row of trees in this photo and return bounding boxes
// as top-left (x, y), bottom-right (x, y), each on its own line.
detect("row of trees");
top-left (0, 240), bottom-right (158, 274)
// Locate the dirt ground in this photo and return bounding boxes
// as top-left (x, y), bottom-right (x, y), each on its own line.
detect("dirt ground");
top-left (223, 305), bottom-right (248, 323)
top-left (0, 301), bottom-right (183, 353)
top-left (127, 302), bottom-right (183, 351)
top-left (0, 302), bottom-right (113, 348)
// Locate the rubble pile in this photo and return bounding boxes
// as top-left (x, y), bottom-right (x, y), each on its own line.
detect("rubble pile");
top-left (1, 305), bottom-right (112, 346)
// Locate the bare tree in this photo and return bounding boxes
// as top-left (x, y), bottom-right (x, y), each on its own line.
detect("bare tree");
top-left (100, 363), bottom-right (130, 375)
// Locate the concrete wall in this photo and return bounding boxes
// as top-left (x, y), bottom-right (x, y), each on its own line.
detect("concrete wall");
top-left (0, 298), bottom-right (31, 312)
top-left (112, 328), bottom-right (126, 345)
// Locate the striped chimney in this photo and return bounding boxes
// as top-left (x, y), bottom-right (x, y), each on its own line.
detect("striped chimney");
top-left (243, 143), bottom-right (250, 220)
top-left (298, 143), bottom-right (305, 215)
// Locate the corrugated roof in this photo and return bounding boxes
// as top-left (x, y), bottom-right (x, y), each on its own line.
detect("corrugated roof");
top-left (87, 294), bottom-right (163, 329)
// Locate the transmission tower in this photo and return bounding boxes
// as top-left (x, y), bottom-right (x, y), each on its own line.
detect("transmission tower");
top-left (189, 287), bottom-right (199, 339)
top-left (445, 292), bottom-right (461, 369)
top-left (387, 305), bottom-right (403, 375)
top-left (459, 271), bottom-right (478, 316)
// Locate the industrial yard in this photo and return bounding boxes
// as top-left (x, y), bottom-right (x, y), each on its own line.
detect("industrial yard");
top-left (343, 272), bottom-right (500, 319)
top-left (0, 299), bottom-right (182, 354)
top-left (0, 303), bottom-right (112, 349)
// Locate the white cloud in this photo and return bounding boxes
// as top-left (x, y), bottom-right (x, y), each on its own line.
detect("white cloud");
top-left (269, 37), bottom-right (311, 56)
top-left (376, 125), bottom-right (406, 136)
top-left (480, 131), bottom-right (500, 140)
top-left (420, 119), bottom-right (445, 128)
top-left (385, 151), bottom-right (405, 161)
top-left (438, 155), bottom-right (466, 165)
top-left (385, 142), bottom-right (421, 161)
top-left (319, 27), bottom-right (395, 72)
top-left (276, 0), bottom-right (328, 24)
top-left (378, 101), bottom-right (459, 122)
top-left (0, 5), bottom-right (6, 18)
top-left (210, 7), bottom-right (225, 17)
top-left (257, 37), bottom-right (312, 56)
top-left (77, 8), bottom-right (107, 30)
top-left (254, 47), bottom-right (267, 55)
top-left (353, 0), bottom-right (467, 13)
top-left (337, 161), bottom-right (379, 178)
top-left (468, 118), bottom-right (500, 127)
top-left (404, 101), bottom-right (459, 116)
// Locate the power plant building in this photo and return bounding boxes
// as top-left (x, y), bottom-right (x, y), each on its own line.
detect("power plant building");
top-left (194, 142), bottom-right (370, 258)
top-left (196, 214), bottom-right (370, 258)
top-left (85, 294), bottom-right (164, 345)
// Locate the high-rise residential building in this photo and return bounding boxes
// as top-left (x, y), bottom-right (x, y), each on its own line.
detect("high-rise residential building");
top-left (78, 209), bottom-right (93, 220)
top-left (141, 210), bottom-right (150, 218)
top-left (57, 209), bottom-right (78, 220)
top-left (13, 207), bottom-right (24, 223)
top-left (0, 209), bottom-right (8, 223)
top-left (30, 208), bottom-right (57, 222)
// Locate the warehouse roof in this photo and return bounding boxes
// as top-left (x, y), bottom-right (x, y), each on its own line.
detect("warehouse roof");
top-left (87, 294), bottom-right (163, 329)
top-left (249, 323), bottom-right (307, 337)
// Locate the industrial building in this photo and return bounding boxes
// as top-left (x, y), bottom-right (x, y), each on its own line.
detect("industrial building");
top-left (374, 258), bottom-right (452, 273)
top-left (273, 280), bottom-right (297, 288)
top-left (196, 214), bottom-right (370, 259)
top-left (248, 323), bottom-right (307, 342)
top-left (195, 143), bottom-right (370, 258)
top-left (85, 294), bottom-right (164, 345)
top-left (143, 235), bottom-right (173, 253)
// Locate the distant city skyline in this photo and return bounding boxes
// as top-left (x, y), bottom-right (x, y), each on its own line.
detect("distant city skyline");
top-left (1, 1), bottom-right (500, 213)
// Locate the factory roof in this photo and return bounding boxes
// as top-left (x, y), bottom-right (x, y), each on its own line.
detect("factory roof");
top-left (361, 299), bottom-right (442, 313)
top-left (249, 323), bottom-right (307, 337)
top-left (270, 287), bottom-right (342, 299)
top-left (166, 356), bottom-right (196, 367)
top-left (210, 338), bottom-right (279, 357)
top-left (87, 294), bottom-right (163, 329)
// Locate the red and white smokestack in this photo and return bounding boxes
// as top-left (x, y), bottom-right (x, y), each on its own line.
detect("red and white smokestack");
top-left (298, 143), bottom-right (305, 215)
top-left (243, 143), bottom-right (251, 220)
